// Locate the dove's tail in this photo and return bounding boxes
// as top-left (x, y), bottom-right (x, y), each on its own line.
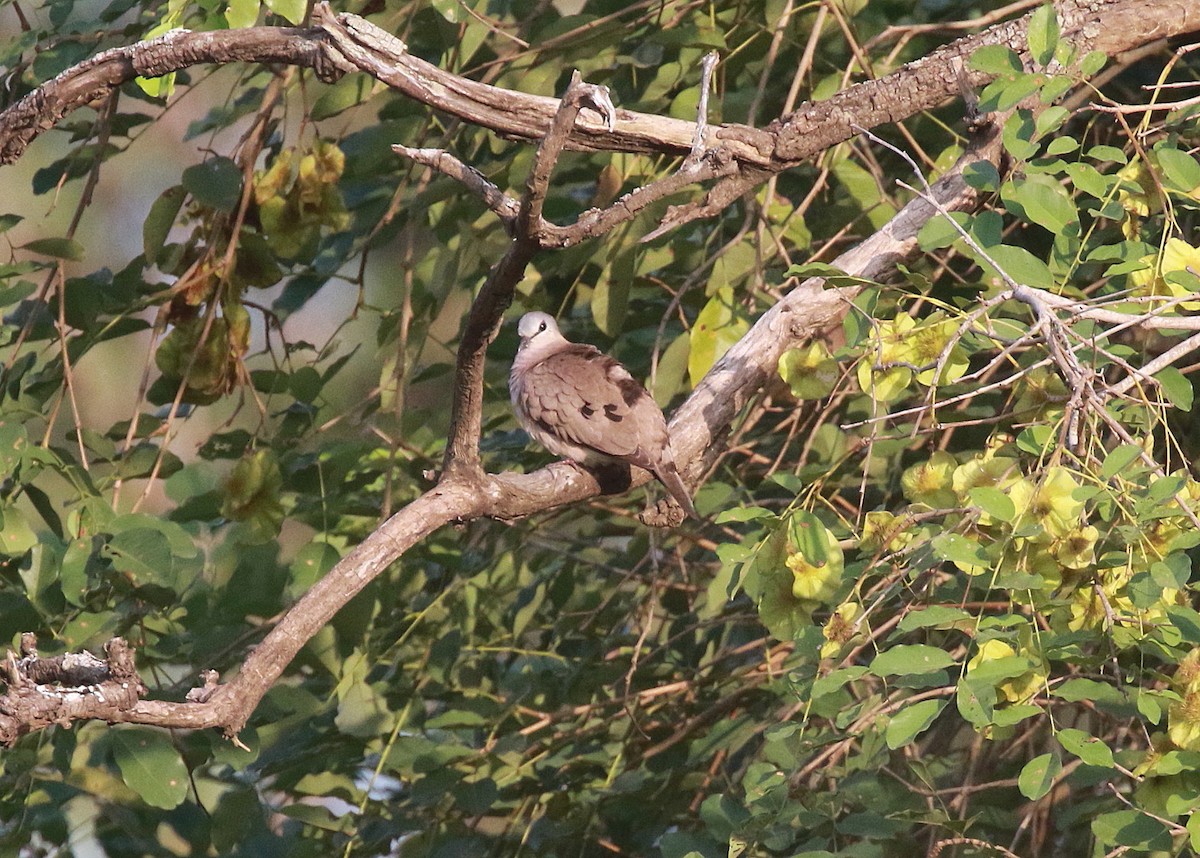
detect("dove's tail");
top-left (657, 463), bottom-right (698, 519)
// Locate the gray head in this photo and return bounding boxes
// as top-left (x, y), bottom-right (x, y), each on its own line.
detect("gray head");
top-left (516, 312), bottom-right (565, 349)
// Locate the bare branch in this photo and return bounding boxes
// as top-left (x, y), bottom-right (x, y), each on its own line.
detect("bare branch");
top-left (688, 51), bottom-right (720, 161)
top-left (0, 26), bottom-right (348, 163)
top-left (391, 145), bottom-right (521, 225)
top-left (6, 0), bottom-right (1198, 170)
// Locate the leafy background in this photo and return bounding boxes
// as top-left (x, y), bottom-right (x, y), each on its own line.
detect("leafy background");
top-left (2, 0), bottom-right (1200, 855)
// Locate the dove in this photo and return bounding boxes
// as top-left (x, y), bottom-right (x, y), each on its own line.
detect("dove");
top-left (509, 312), bottom-right (697, 519)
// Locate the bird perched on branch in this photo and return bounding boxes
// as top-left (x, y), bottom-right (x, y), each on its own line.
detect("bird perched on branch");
top-left (509, 312), bottom-right (697, 520)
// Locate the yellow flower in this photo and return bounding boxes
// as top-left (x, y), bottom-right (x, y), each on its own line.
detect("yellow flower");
top-left (778, 342), bottom-right (840, 400)
top-left (1128, 237), bottom-right (1200, 310)
top-left (911, 317), bottom-right (969, 387)
top-left (1011, 367), bottom-right (1068, 420)
top-left (1054, 525), bottom-right (1098, 570)
top-left (1116, 161), bottom-right (1155, 219)
top-left (861, 511), bottom-right (912, 553)
top-left (952, 456), bottom-right (1021, 500)
top-left (857, 315), bottom-right (916, 402)
top-left (1009, 467), bottom-right (1084, 540)
top-left (967, 638), bottom-right (1045, 705)
top-left (1173, 648), bottom-right (1200, 695)
top-left (1169, 689), bottom-right (1200, 751)
top-left (819, 601), bottom-right (863, 658)
top-left (786, 551), bottom-right (841, 602)
top-left (902, 451), bottom-right (959, 508)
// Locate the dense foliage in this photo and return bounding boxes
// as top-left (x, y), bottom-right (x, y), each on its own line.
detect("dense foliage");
top-left (2, 0), bottom-right (1200, 855)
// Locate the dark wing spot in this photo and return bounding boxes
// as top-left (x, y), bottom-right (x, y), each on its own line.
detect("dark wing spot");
top-left (603, 403), bottom-right (623, 423)
top-left (580, 404), bottom-right (595, 419)
top-left (616, 376), bottom-right (644, 407)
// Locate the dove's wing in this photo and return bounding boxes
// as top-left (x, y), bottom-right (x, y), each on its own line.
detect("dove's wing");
top-left (517, 344), bottom-right (663, 463)
top-left (510, 324), bottom-right (698, 519)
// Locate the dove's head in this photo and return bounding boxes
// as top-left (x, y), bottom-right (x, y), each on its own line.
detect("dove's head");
top-left (516, 312), bottom-right (566, 353)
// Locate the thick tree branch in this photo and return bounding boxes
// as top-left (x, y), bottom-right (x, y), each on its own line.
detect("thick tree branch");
top-left (0, 26), bottom-right (348, 163)
top-left (5, 1), bottom-right (1198, 169)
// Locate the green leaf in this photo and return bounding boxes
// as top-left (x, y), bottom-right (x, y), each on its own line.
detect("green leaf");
top-left (957, 676), bottom-right (997, 727)
top-left (104, 528), bottom-right (172, 585)
top-left (1064, 162), bottom-right (1111, 199)
top-left (1034, 105), bottom-right (1070, 139)
top-left (182, 157), bottom-right (243, 212)
top-left (0, 213), bottom-right (23, 233)
top-left (962, 160), bottom-right (1000, 191)
top-left (869, 644), bottom-right (956, 677)
top-left (984, 74), bottom-right (1043, 113)
top-left (288, 540), bottom-right (341, 597)
top-left (1017, 424), bottom-right (1054, 455)
top-left (1018, 753), bottom-right (1060, 800)
top-left (917, 212), bottom-right (969, 252)
top-left (21, 237), bottom-right (85, 260)
top-left (0, 507), bottom-right (36, 556)
top-left (787, 510), bottom-right (832, 566)
top-left (714, 507), bottom-right (776, 523)
top-left (312, 76), bottom-right (373, 120)
top-left (897, 605), bottom-right (972, 633)
top-left (593, 244), bottom-right (634, 336)
top-left (1002, 111), bottom-right (1039, 161)
top-left (978, 243), bottom-right (1054, 288)
top-left (225, 0), bottom-right (259, 27)
top-left (1189, 809), bottom-right (1200, 851)
top-left (278, 802), bottom-right (352, 831)
top-left (651, 331), bottom-right (690, 406)
top-left (1101, 444), bottom-right (1144, 479)
top-left (885, 699), bottom-right (946, 749)
top-left (1044, 134), bottom-right (1077, 155)
top-left (1027, 4), bottom-right (1060, 68)
top-left (784, 261), bottom-right (850, 280)
top-left (1002, 173), bottom-right (1077, 234)
top-left (143, 185), bottom-right (186, 261)
top-left (811, 666), bottom-right (869, 701)
top-left (136, 72), bottom-right (176, 99)
top-left (969, 45), bottom-right (1022, 75)
top-left (1080, 50), bottom-right (1107, 77)
top-left (211, 788), bottom-right (266, 853)
top-left (335, 650), bottom-right (395, 737)
top-left (931, 533), bottom-right (989, 569)
top-left (264, 0), bottom-right (305, 24)
top-left (1156, 366), bottom-right (1194, 411)
top-left (969, 486), bottom-right (1015, 522)
top-left (1137, 691), bottom-right (1163, 724)
top-left (993, 703), bottom-right (1041, 727)
top-left (1156, 146), bottom-right (1200, 194)
top-left (1056, 727), bottom-right (1114, 768)
top-left (453, 777), bottom-right (498, 815)
top-left (111, 728), bottom-right (190, 809)
top-left (110, 514), bottom-right (199, 558)
top-left (688, 286), bottom-right (749, 386)
top-left (1092, 810), bottom-right (1171, 850)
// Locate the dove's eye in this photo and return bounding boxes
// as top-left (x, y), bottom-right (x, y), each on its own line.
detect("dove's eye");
top-left (538, 321), bottom-right (547, 332)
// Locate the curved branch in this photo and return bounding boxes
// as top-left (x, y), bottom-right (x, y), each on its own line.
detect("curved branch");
top-left (5, 0), bottom-right (1198, 169)
top-left (0, 26), bottom-right (348, 164)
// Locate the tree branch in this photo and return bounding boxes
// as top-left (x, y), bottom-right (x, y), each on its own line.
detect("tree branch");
top-left (5, 1), bottom-right (1197, 169)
